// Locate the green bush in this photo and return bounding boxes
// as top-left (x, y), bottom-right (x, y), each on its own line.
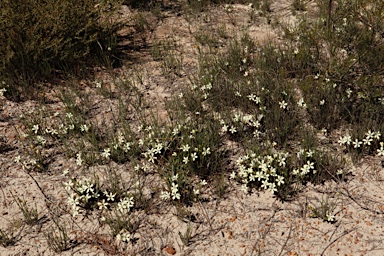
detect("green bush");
top-left (0, 0), bottom-right (122, 85)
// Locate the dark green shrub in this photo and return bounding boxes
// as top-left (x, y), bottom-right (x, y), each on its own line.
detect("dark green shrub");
top-left (0, 0), bottom-right (122, 86)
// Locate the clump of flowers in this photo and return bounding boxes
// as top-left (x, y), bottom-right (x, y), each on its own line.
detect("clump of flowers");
top-left (219, 111), bottom-right (263, 139)
top-left (338, 129), bottom-right (382, 157)
top-left (232, 147), bottom-right (338, 197)
top-left (231, 152), bottom-right (288, 194)
top-left (64, 177), bottom-right (134, 217)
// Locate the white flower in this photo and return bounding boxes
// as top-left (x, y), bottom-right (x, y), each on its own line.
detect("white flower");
top-left (104, 191), bottom-right (116, 202)
top-left (268, 183), bottom-right (277, 193)
top-left (362, 137), bottom-right (373, 146)
top-left (80, 124), bottom-right (89, 132)
top-left (229, 126), bottom-right (237, 134)
top-left (300, 164), bottom-right (311, 175)
top-left (352, 139), bottom-right (362, 148)
top-left (306, 161), bottom-right (314, 170)
top-left (160, 191), bottom-right (170, 201)
top-left (66, 112), bottom-right (73, 120)
top-left (326, 213), bottom-right (335, 222)
top-left (171, 182), bottom-right (178, 192)
top-left (193, 188), bottom-right (200, 195)
top-left (116, 230), bottom-right (131, 243)
top-left (279, 100), bottom-right (288, 109)
top-left (261, 179), bottom-right (269, 190)
top-left (95, 81), bottom-right (102, 88)
top-left (278, 156), bottom-right (286, 167)
top-left (118, 196), bottom-right (134, 212)
top-left (248, 94), bottom-right (260, 104)
top-left (297, 98), bottom-right (307, 108)
top-left (64, 180), bottom-right (74, 191)
top-left (191, 152), bottom-right (198, 161)
top-left (76, 152), bottom-right (83, 166)
top-left (183, 156), bottom-right (189, 165)
top-left (171, 174), bottom-right (178, 182)
top-left (97, 199), bottom-right (109, 210)
top-left (200, 179), bottom-right (207, 186)
top-left (235, 91), bottom-right (242, 97)
top-left (14, 155), bottom-right (21, 163)
top-left (377, 142), bottom-right (384, 156)
top-left (365, 130), bottom-right (375, 140)
top-left (123, 142), bottom-right (131, 152)
top-left (346, 88), bottom-right (352, 98)
top-left (32, 124), bottom-right (39, 134)
top-left (62, 169), bottom-right (69, 176)
top-left (121, 232), bottom-right (131, 242)
top-left (230, 171), bottom-right (237, 179)
top-left (202, 147), bottom-right (211, 156)
top-left (171, 191), bottom-right (181, 200)
top-left (241, 184), bottom-right (248, 193)
top-left (319, 99), bottom-right (325, 106)
top-left (181, 144), bottom-right (190, 152)
top-left (276, 176), bottom-right (284, 186)
top-left (338, 135), bottom-right (351, 146)
top-left (221, 124), bottom-right (229, 133)
top-left (0, 88), bottom-right (7, 97)
top-left (102, 148), bottom-right (111, 159)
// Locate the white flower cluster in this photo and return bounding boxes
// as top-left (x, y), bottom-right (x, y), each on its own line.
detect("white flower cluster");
top-left (117, 195), bottom-right (135, 212)
top-left (160, 182), bottom-right (180, 201)
top-left (192, 81), bottom-right (212, 100)
top-left (233, 152), bottom-right (287, 193)
top-left (64, 177), bottom-right (134, 217)
top-left (160, 174), bottom-right (208, 201)
top-left (113, 132), bottom-right (131, 152)
top-left (219, 112), bottom-right (262, 138)
top-left (116, 229), bottom-right (131, 243)
top-left (15, 155), bottom-right (43, 172)
top-left (142, 142), bottom-right (165, 163)
top-left (338, 130), bottom-right (382, 152)
top-left (233, 148), bottom-right (323, 193)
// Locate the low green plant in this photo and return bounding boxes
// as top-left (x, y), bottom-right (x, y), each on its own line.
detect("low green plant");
top-left (179, 222), bottom-right (193, 246)
top-left (45, 221), bottom-right (70, 253)
top-left (308, 195), bottom-right (337, 223)
top-left (102, 205), bottom-right (139, 239)
top-left (0, 228), bottom-right (16, 247)
top-left (10, 192), bottom-right (39, 226)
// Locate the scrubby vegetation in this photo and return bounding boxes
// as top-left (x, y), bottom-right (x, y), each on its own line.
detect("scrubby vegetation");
top-left (0, 0), bottom-right (383, 254)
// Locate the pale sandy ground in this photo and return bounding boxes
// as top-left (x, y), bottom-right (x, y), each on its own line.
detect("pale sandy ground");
top-left (1, 1), bottom-right (384, 255)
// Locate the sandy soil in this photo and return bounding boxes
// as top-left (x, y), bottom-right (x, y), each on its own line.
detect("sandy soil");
top-left (1, 1), bottom-right (384, 255)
